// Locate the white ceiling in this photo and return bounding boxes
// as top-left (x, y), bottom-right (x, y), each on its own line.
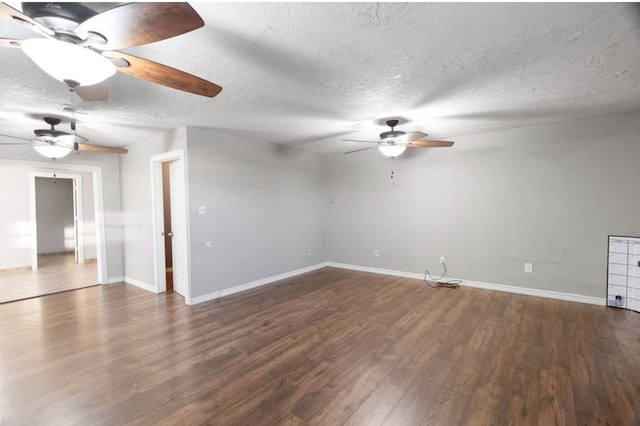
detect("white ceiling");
top-left (1, 2), bottom-right (639, 159)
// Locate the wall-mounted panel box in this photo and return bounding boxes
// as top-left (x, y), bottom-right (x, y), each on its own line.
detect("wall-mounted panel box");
top-left (607, 235), bottom-right (640, 312)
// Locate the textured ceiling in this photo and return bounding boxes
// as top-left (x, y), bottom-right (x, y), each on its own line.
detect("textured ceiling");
top-left (0, 2), bottom-right (639, 159)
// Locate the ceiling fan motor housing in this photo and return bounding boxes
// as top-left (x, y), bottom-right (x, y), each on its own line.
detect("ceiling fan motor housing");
top-left (22, 2), bottom-right (96, 42)
top-left (380, 130), bottom-right (405, 142)
top-left (380, 119), bottom-right (405, 142)
top-left (34, 117), bottom-right (67, 138)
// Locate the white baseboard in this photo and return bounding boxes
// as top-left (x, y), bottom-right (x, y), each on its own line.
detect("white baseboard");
top-left (460, 278), bottom-right (605, 306)
top-left (327, 262), bottom-right (605, 306)
top-left (187, 262), bottom-right (330, 305)
top-left (106, 276), bottom-right (124, 284)
top-left (123, 276), bottom-right (157, 293)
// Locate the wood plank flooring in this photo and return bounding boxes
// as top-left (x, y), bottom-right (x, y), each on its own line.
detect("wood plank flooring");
top-left (1, 267), bottom-right (639, 425)
top-left (0, 253), bottom-right (97, 304)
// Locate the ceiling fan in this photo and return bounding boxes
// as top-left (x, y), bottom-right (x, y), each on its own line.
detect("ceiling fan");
top-left (0, 116), bottom-right (128, 159)
top-left (0, 2), bottom-right (222, 100)
top-left (343, 120), bottom-right (454, 158)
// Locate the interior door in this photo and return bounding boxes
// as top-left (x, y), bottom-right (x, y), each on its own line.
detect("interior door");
top-left (169, 159), bottom-right (187, 297)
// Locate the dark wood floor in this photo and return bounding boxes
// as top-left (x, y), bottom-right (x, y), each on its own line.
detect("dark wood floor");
top-left (1, 267), bottom-right (639, 425)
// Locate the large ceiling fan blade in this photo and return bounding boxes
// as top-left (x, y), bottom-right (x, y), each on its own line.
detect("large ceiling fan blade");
top-left (344, 146), bottom-right (376, 154)
top-left (407, 140), bottom-right (455, 148)
top-left (74, 3), bottom-right (204, 50)
top-left (0, 3), bottom-right (54, 37)
top-left (342, 139), bottom-right (379, 144)
top-left (74, 83), bottom-right (109, 102)
top-left (0, 132), bottom-right (31, 142)
top-left (76, 143), bottom-right (128, 155)
top-left (103, 50), bottom-right (222, 97)
top-left (0, 142), bottom-right (29, 146)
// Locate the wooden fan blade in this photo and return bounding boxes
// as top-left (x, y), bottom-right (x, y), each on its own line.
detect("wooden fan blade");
top-left (74, 3), bottom-right (203, 50)
top-left (407, 140), bottom-right (454, 148)
top-left (344, 146), bottom-right (376, 154)
top-left (103, 50), bottom-right (222, 97)
top-left (74, 83), bottom-right (109, 102)
top-left (0, 132), bottom-right (31, 142)
top-left (0, 37), bottom-right (22, 48)
top-left (0, 3), bottom-right (54, 37)
top-left (342, 139), bottom-right (378, 144)
top-left (76, 143), bottom-right (128, 154)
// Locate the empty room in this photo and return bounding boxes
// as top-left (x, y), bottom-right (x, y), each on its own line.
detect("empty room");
top-left (1, 2), bottom-right (639, 425)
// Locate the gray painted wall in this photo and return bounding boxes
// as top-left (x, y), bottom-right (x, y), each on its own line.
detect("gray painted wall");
top-left (63, 153), bottom-right (124, 279)
top-left (35, 177), bottom-right (74, 254)
top-left (327, 112), bottom-right (640, 298)
top-left (82, 171), bottom-right (97, 260)
top-left (0, 165), bottom-right (31, 269)
top-left (186, 127), bottom-right (327, 298)
top-left (7, 111), bottom-right (634, 301)
top-left (119, 128), bottom-right (187, 285)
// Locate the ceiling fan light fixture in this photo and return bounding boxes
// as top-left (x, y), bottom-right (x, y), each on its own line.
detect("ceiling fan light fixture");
top-left (33, 143), bottom-right (72, 159)
top-left (21, 38), bottom-right (116, 86)
top-left (378, 144), bottom-right (407, 158)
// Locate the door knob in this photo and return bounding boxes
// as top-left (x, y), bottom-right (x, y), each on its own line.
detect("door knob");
top-left (168, 232), bottom-right (174, 237)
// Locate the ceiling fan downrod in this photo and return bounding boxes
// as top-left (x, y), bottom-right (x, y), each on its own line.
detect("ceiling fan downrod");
top-left (380, 120), bottom-right (404, 142)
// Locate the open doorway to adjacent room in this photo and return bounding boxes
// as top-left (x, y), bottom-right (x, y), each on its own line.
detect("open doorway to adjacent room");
top-left (162, 161), bottom-right (174, 293)
top-left (151, 150), bottom-right (190, 301)
top-left (0, 171), bottom-right (99, 303)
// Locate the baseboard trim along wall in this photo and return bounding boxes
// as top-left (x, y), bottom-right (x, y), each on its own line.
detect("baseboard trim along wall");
top-left (122, 276), bottom-right (157, 293)
top-left (187, 262), bottom-right (330, 305)
top-left (119, 261), bottom-right (605, 307)
top-left (107, 276), bottom-right (125, 284)
top-left (0, 265), bottom-right (31, 274)
top-left (327, 262), bottom-right (606, 306)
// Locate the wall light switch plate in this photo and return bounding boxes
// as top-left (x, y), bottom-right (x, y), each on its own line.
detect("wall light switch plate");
top-left (524, 263), bottom-right (533, 273)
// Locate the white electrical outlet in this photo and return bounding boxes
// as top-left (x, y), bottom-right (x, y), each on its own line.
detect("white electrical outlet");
top-left (374, 249), bottom-right (379, 257)
top-left (440, 256), bottom-right (445, 264)
top-left (198, 205), bottom-right (207, 215)
top-left (524, 263), bottom-right (533, 273)
top-left (308, 249), bottom-right (312, 256)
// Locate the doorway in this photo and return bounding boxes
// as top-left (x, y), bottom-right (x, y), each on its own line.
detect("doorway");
top-left (22, 161), bottom-right (108, 284)
top-left (0, 166), bottom-right (105, 304)
top-left (33, 176), bottom-right (82, 267)
top-left (151, 150), bottom-right (190, 301)
top-left (30, 172), bottom-right (85, 269)
top-left (162, 161), bottom-right (174, 293)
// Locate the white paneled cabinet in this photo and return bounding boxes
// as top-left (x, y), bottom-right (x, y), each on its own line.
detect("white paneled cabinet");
top-left (607, 235), bottom-right (640, 312)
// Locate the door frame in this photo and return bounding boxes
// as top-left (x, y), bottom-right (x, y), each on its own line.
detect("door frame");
top-left (29, 172), bottom-right (84, 268)
top-left (1, 158), bottom-right (108, 284)
top-left (150, 149), bottom-right (190, 301)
